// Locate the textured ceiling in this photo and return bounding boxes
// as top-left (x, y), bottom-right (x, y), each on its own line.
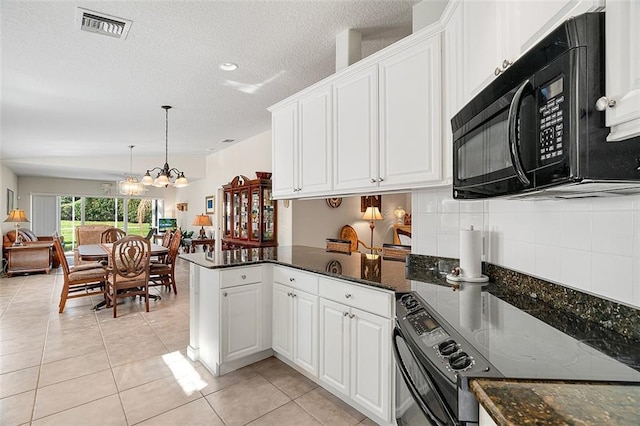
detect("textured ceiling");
top-left (1, 0), bottom-right (419, 182)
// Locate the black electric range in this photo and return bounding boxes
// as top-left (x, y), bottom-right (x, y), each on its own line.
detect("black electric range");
top-left (394, 280), bottom-right (640, 425)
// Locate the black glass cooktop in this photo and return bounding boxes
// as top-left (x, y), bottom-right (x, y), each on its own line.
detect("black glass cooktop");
top-left (410, 280), bottom-right (640, 382)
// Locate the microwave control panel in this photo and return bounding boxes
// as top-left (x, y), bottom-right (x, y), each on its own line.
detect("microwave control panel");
top-left (538, 77), bottom-right (565, 164)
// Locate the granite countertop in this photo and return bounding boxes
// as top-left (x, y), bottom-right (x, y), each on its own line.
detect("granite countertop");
top-left (470, 378), bottom-right (640, 425)
top-left (180, 245), bottom-right (427, 293)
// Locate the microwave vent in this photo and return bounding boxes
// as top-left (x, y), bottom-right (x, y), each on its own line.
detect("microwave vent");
top-left (77, 8), bottom-right (132, 39)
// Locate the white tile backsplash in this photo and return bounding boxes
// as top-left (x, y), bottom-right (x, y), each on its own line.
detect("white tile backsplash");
top-left (412, 186), bottom-right (640, 308)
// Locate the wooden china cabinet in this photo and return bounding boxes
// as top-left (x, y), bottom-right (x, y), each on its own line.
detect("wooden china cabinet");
top-left (221, 174), bottom-right (277, 249)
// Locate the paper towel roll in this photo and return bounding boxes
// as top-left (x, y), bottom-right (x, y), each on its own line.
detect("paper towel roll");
top-left (460, 226), bottom-right (482, 278)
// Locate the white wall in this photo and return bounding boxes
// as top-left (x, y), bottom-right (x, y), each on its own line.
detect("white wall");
top-left (0, 165), bottom-right (19, 234)
top-left (412, 187), bottom-right (640, 309)
top-left (292, 193), bottom-right (411, 248)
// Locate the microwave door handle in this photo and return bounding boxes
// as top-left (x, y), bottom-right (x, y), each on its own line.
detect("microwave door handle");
top-left (392, 327), bottom-right (458, 426)
top-left (508, 79), bottom-right (532, 187)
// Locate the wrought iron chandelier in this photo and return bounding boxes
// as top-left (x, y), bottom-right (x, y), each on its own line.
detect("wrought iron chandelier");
top-left (118, 145), bottom-right (146, 196)
top-left (141, 105), bottom-right (189, 188)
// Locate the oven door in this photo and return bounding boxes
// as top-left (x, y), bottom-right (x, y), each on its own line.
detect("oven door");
top-left (393, 327), bottom-right (458, 426)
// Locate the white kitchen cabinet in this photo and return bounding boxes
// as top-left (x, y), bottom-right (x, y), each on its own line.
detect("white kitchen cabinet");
top-left (603, 0), bottom-right (640, 141)
top-left (271, 101), bottom-right (297, 198)
top-left (333, 64), bottom-right (379, 192)
top-left (192, 265), bottom-right (272, 376)
top-left (318, 277), bottom-right (393, 424)
top-left (318, 298), bottom-right (392, 423)
top-left (221, 282), bottom-right (262, 363)
top-left (378, 34), bottom-right (442, 189)
top-left (459, 0), bottom-right (603, 103)
top-left (272, 267), bottom-right (319, 377)
top-left (270, 87), bottom-right (333, 199)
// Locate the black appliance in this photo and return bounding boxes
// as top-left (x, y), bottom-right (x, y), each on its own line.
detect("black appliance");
top-left (452, 12), bottom-right (640, 200)
top-left (393, 283), bottom-right (640, 425)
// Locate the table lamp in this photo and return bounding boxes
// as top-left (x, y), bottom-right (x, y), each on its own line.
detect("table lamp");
top-left (362, 206), bottom-right (383, 251)
top-left (192, 214), bottom-right (212, 239)
top-left (4, 209), bottom-right (29, 246)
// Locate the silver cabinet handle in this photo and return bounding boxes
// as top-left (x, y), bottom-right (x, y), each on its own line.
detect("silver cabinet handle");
top-left (287, 292), bottom-right (293, 297)
top-left (377, 177), bottom-right (384, 182)
top-left (370, 178), bottom-right (376, 183)
top-left (596, 96), bottom-right (616, 111)
top-left (349, 313), bottom-right (355, 319)
top-left (241, 275), bottom-right (246, 280)
top-left (345, 293), bottom-right (352, 299)
top-left (223, 292), bottom-right (228, 297)
top-left (494, 67), bottom-right (502, 76)
top-left (289, 277), bottom-right (295, 282)
top-left (502, 59), bottom-right (512, 69)
top-left (343, 312), bottom-right (349, 316)
top-left (292, 293), bottom-right (297, 298)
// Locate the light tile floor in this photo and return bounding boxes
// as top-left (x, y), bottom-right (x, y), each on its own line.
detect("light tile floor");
top-left (0, 259), bottom-right (376, 426)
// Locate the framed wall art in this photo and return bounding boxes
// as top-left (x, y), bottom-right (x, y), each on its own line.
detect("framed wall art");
top-left (205, 195), bottom-right (215, 214)
top-left (6, 188), bottom-right (14, 214)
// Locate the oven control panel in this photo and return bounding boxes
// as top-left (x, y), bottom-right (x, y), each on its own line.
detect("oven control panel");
top-left (397, 293), bottom-right (492, 382)
top-left (538, 77), bottom-right (565, 164)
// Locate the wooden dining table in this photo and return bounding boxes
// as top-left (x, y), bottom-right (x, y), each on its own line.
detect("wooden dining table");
top-left (77, 243), bottom-right (169, 262)
top-left (76, 243), bottom-right (169, 310)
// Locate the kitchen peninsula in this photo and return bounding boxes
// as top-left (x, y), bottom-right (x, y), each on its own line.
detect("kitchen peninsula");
top-left (181, 246), bottom-right (640, 426)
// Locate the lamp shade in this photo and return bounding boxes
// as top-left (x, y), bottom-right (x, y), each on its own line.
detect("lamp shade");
top-left (362, 206), bottom-right (383, 221)
top-left (4, 209), bottom-right (29, 223)
top-left (192, 214), bottom-right (213, 227)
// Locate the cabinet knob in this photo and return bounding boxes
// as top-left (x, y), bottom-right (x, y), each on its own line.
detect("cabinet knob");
top-left (502, 59), bottom-right (512, 69)
top-left (241, 275), bottom-right (246, 280)
top-left (345, 293), bottom-right (352, 299)
top-left (349, 313), bottom-right (355, 319)
top-left (377, 177), bottom-right (384, 182)
top-left (494, 67), bottom-right (503, 76)
top-left (292, 293), bottom-right (297, 298)
top-left (343, 312), bottom-right (349, 317)
top-left (287, 292), bottom-right (292, 297)
top-left (223, 292), bottom-right (228, 297)
top-left (289, 277), bottom-right (295, 282)
top-left (595, 96), bottom-right (617, 111)
top-left (370, 178), bottom-right (376, 183)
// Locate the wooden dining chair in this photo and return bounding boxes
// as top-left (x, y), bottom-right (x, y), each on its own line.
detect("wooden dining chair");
top-left (54, 236), bottom-right (107, 313)
top-left (105, 235), bottom-right (151, 318)
top-left (100, 227), bottom-right (126, 243)
top-left (150, 230), bottom-right (182, 295)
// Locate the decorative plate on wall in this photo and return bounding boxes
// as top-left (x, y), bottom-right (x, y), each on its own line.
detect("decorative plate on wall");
top-left (326, 197), bottom-right (342, 208)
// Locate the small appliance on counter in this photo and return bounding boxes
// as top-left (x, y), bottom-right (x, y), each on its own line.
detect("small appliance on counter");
top-left (446, 226), bottom-right (488, 283)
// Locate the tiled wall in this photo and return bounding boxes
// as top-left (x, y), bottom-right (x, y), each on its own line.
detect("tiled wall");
top-left (412, 187), bottom-right (640, 309)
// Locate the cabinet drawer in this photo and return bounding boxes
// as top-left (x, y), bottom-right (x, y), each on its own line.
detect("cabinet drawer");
top-left (220, 266), bottom-right (262, 288)
top-left (318, 278), bottom-right (392, 317)
top-left (273, 266), bottom-right (318, 295)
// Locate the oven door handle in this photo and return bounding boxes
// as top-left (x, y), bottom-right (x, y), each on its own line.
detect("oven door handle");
top-left (392, 327), bottom-right (458, 426)
top-left (508, 79), bottom-right (532, 187)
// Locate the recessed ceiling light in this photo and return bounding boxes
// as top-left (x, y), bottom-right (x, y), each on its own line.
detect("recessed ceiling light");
top-left (220, 139), bottom-right (235, 144)
top-left (219, 62), bottom-right (238, 71)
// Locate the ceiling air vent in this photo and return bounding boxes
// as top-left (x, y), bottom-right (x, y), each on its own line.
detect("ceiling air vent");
top-left (76, 8), bottom-right (132, 39)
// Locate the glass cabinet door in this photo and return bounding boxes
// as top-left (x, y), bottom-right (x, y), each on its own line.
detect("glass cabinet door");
top-left (232, 191), bottom-right (241, 238)
top-left (250, 187), bottom-right (260, 241)
top-left (240, 189), bottom-right (249, 239)
top-left (224, 191), bottom-right (231, 237)
top-left (262, 187), bottom-right (274, 242)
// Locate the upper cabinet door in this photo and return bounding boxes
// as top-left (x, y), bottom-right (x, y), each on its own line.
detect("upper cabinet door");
top-left (299, 86), bottom-right (333, 196)
top-left (604, 0), bottom-right (640, 141)
top-left (271, 101), bottom-right (298, 198)
top-left (333, 65), bottom-right (379, 192)
top-left (378, 34), bottom-right (442, 189)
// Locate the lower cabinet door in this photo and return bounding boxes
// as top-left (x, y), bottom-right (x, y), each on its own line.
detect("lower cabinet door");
top-left (272, 283), bottom-right (294, 359)
top-left (350, 307), bottom-right (391, 422)
top-left (221, 283), bottom-right (262, 363)
top-left (319, 298), bottom-right (350, 397)
top-left (293, 290), bottom-right (319, 376)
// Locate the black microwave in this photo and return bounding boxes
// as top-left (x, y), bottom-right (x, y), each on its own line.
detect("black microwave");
top-left (452, 12), bottom-right (640, 199)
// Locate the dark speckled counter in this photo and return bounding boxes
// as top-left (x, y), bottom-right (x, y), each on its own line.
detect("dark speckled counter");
top-left (180, 245), bottom-right (413, 292)
top-left (470, 378), bottom-right (640, 425)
